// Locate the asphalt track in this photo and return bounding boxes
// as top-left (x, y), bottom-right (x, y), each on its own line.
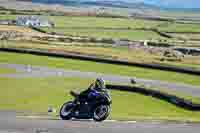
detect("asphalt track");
top-left (0, 63), bottom-right (200, 97)
top-left (0, 111), bottom-right (200, 133)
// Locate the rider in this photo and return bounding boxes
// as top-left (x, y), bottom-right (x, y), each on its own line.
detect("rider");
top-left (77, 78), bottom-right (107, 103)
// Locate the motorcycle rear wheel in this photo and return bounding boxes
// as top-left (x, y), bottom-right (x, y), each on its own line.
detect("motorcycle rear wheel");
top-left (93, 105), bottom-right (110, 122)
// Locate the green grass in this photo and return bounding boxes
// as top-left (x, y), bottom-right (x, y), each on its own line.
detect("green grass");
top-left (0, 14), bottom-right (17, 20)
top-left (0, 14), bottom-right (167, 41)
top-left (158, 23), bottom-right (200, 33)
top-left (0, 77), bottom-right (91, 111)
top-left (112, 90), bottom-right (200, 121)
top-left (0, 51), bottom-right (199, 86)
top-left (43, 16), bottom-right (162, 29)
top-left (0, 15), bottom-right (162, 29)
top-left (2, 14), bottom-right (199, 33)
top-left (43, 28), bottom-right (165, 40)
top-left (3, 40), bottom-right (200, 70)
top-left (0, 67), bottom-right (16, 74)
top-left (40, 15), bottom-right (168, 41)
top-left (40, 16), bottom-right (200, 41)
top-left (1, 77), bottom-right (200, 122)
top-left (2, 14), bottom-right (200, 44)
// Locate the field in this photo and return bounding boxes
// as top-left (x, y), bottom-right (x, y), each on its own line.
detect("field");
top-left (0, 67), bottom-right (16, 74)
top-left (43, 28), bottom-right (165, 40)
top-left (0, 14), bottom-right (16, 20)
top-left (2, 40), bottom-right (200, 70)
top-left (0, 25), bottom-right (46, 37)
top-left (0, 15), bottom-right (172, 41)
top-left (159, 22), bottom-right (200, 33)
top-left (0, 51), bottom-right (199, 86)
top-left (40, 16), bottom-right (200, 43)
top-left (41, 16), bottom-right (166, 41)
top-left (43, 16), bottom-right (163, 29)
top-left (0, 76), bottom-right (200, 122)
top-left (0, 8), bottom-right (200, 123)
top-left (1, 14), bottom-right (200, 43)
top-left (0, 15), bottom-right (200, 84)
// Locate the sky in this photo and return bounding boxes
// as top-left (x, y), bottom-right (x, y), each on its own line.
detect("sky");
top-left (142, 0), bottom-right (200, 8)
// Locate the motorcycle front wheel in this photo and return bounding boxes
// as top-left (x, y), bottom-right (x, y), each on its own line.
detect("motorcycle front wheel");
top-left (93, 105), bottom-right (110, 122)
top-left (60, 101), bottom-right (74, 120)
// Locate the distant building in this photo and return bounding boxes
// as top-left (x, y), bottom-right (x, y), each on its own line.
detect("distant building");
top-left (16, 16), bottom-right (54, 28)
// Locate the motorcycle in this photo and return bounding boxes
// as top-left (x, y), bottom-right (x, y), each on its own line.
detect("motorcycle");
top-left (59, 89), bottom-right (112, 122)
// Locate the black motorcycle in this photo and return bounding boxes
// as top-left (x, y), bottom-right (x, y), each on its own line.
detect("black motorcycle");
top-left (60, 89), bottom-right (112, 122)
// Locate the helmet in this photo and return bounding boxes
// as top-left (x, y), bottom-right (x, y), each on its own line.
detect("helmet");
top-left (94, 78), bottom-right (106, 91)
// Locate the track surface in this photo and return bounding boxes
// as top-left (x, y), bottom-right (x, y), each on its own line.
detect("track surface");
top-left (0, 111), bottom-right (200, 133)
top-left (0, 63), bottom-right (200, 97)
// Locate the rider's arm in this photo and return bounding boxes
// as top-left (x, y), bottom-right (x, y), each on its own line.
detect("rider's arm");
top-left (79, 83), bottom-right (94, 97)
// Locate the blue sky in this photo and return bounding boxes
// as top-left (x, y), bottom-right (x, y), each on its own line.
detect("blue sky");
top-left (142, 0), bottom-right (200, 8)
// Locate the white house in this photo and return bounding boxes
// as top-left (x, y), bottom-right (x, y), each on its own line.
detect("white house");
top-left (16, 16), bottom-right (54, 28)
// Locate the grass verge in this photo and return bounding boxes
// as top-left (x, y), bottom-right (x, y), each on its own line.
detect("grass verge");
top-left (4, 40), bottom-right (200, 70)
top-left (1, 77), bottom-right (200, 122)
top-left (0, 67), bottom-right (16, 74)
top-left (42, 28), bottom-right (165, 41)
top-left (0, 51), bottom-right (199, 86)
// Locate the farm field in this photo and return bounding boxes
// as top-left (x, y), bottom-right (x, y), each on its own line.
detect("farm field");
top-left (0, 14), bottom-right (17, 20)
top-left (43, 28), bottom-right (165, 40)
top-left (158, 23), bottom-right (200, 33)
top-left (40, 16), bottom-right (167, 41)
top-left (42, 17), bottom-right (165, 41)
top-left (43, 16), bottom-right (163, 29)
top-left (39, 16), bottom-right (200, 46)
top-left (1, 14), bottom-right (200, 44)
top-left (2, 40), bottom-right (200, 70)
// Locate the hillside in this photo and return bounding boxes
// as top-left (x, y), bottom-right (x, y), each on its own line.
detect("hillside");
top-left (31, 0), bottom-right (200, 11)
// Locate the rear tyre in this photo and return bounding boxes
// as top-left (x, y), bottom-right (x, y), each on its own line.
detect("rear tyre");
top-left (60, 101), bottom-right (74, 120)
top-left (93, 105), bottom-right (110, 122)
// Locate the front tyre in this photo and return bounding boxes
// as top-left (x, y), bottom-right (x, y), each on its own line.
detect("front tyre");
top-left (60, 101), bottom-right (74, 120)
top-left (93, 105), bottom-right (110, 122)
